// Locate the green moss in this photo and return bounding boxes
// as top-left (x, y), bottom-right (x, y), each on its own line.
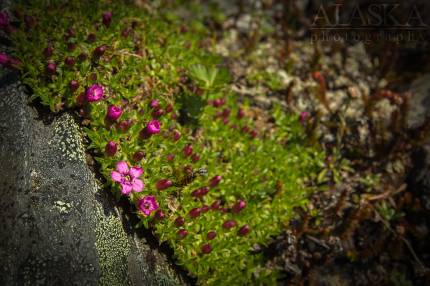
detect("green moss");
top-left (10, 1), bottom-right (330, 284)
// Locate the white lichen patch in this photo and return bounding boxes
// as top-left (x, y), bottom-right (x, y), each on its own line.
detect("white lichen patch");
top-left (52, 114), bottom-right (86, 162)
top-left (53, 200), bottom-right (72, 214)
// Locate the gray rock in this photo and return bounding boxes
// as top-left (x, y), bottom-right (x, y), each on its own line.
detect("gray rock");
top-left (0, 71), bottom-right (188, 286)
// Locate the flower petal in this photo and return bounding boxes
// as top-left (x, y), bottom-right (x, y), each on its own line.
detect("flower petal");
top-left (132, 179), bottom-right (144, 192)
top-left (121, 183), bottom-right (132, 195)
top-left (116, 161), bottom-right (129, 174)
top-left (129, 166), bottom-right (143, 178)
top-left (111, 171), bottom-right (122, 183)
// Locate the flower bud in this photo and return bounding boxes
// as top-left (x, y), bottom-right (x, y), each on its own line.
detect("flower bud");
top-left (152, 108), bottom-right (164, 118)
top-left (232, 200), bottom-right (246, 214)
top-left (188, 208), bottom-right (200, 218)
top-left (150, 99), bottom-right (159, 109)
top-left (237, 108), bottom-right (245, 119)
top-left (222, 108), bottom-right (231, 118)
top-left (172, 130), bottom-right (181, 142)
top-left (122, 27), bottom-right (131, 37)
top-left (174, 216), bottom-right (185, 227)
top-left (191, 153), bottom-right (200, 163)
top-left (238, 224), bottom-right (251, 236)
top-left (69, 80), bottom-right (79, 92)
top-left (222, 220), bottom-right (237, 229)
top-left (105, 141), bottom-right (117, 156)
top-left (165, 104), bottom-right (173, 113)
top-left (156, 179), bottom-right (173, 191)
top-left (133, 151), bottom-right (145, 161)
top-left (118, 119), bottom-right (133, 132)
top-left (24, 15), bottom-right (36, 28)
top-left (183, 144), bottom-right (193, 157)
top-left (67, 42), bottom-right (76, 51)
top-left (43, 46), bottom-right (54, 57)
top-left (93, 45), bottom-right (107, 58)
top-left (191, 187), bottom-right (209, 198)
top-left (201, 244), bottom-right (212, 254)
top-left (299, 111), bottom-right (310, 124)
top-left (64, 56), bottom-right (75, 67)
top-left (250, 130), bottom-right (258, 138)
top-left (209, 175), bottom-right (221, 188)
top-left (206, 231), bottom-right (216, 240)
top-left (166, 153), bottom-right (174, 162)
top-left (106, 105), bottom-right (122, 121)
top-left (154, 210), bottom-right (165, 220)
top-left (78, 53), bottom-right (87, 62)
top-left (87, 33), bottom-right (97, 43)
top-left (200, 205), bottom-right (210, 213)
top-left (177, 229), bottom-right (188, 239)
top-left (211, 200), bottom-right (221, 210)
top-left (102, 11), bottom-right (112, 26)
top-left (45, 62), bottom-right (56, 75)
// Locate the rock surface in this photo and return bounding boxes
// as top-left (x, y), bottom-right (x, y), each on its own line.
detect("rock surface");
top-left (0, 71), bottom-right (187, 286)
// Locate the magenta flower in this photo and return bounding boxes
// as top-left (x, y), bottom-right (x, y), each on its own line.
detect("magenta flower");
top-left (111, 161), bottom-right (144, 195)
top-left (106, 105), bottom-right (122, 121)
top-left (105, 141), bottom-right (117, 156)
top-left (156, 179), bottom-right (173, 191)
top-left (102, 11), bottom-right (112, 26)
top-left (137, 195), bottom-right (159, 216)
top-left (86, 83), bottom-right (104, 102)
top-left (299, 111), bottom-right (310, 124)
top-left (146, 119), bottom-right (161, 135)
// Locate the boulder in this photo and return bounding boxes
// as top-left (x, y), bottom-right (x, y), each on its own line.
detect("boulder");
top-left (0, 71), bottom-right (188, 286)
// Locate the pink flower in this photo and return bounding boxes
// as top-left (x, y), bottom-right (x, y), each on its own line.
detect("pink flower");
top-left (111, 161), bottom-right (144, 195)
top-left (146, 119), bottom-right (161, 135)
top-left (86, 83), bottom-right (104, 102)
top-left (102, 11), bottom-right (112, 26)
top-left (137, 195), bottom-right (159, 216)
top-left (299, 111), bottom-right (310, 124)
top-left (106, 105), bottom-right (122, 121)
